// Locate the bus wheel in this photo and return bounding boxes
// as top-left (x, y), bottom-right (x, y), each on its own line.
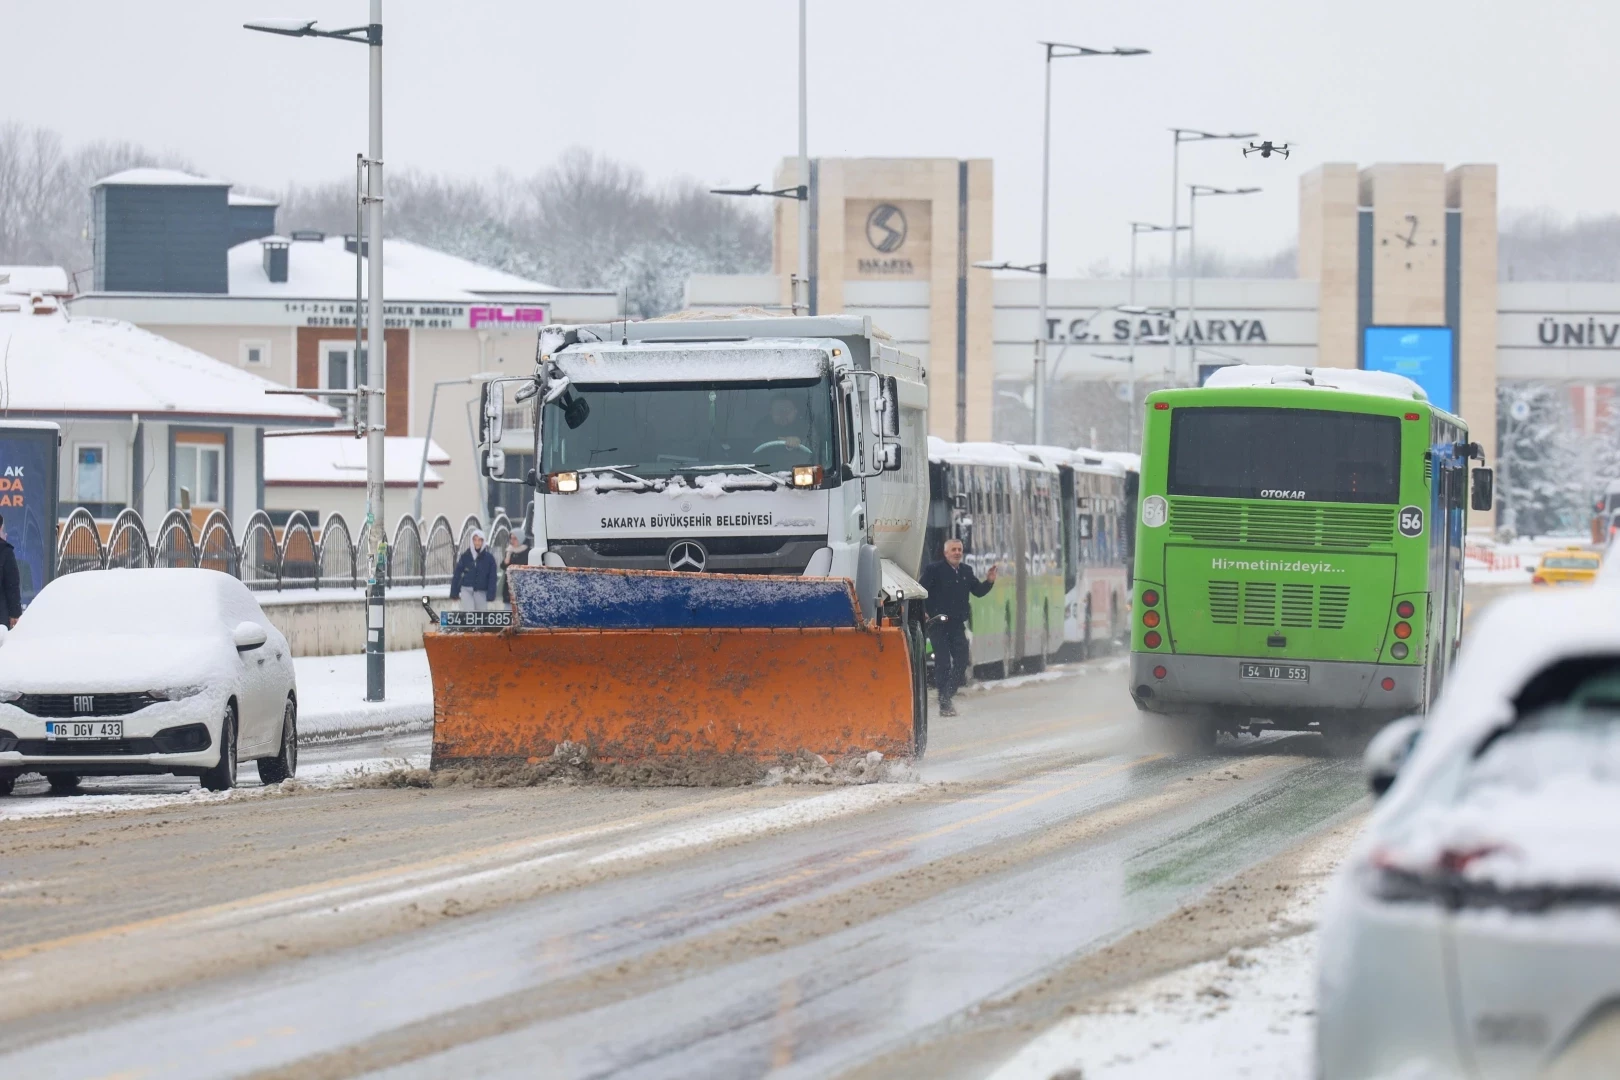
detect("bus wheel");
top-left (1320, 716), bottom-right (1372, 757)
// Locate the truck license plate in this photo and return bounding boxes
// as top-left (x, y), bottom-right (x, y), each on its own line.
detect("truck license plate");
top-left (439, 609), bottom-right (514, 631)
top-left (1239, 663), bottom-right (1310, 682)
top-left (46, 721), bottom-right (123, 740)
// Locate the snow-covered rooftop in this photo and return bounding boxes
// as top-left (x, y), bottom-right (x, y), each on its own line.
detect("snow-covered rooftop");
top-left (227, 236), bottom-right (562, 300)
top-left (264, 435), bottom-right (450, 487)
top-left (0, 308), bottom-right (340, 423)
top-left (0, 266), bottom-right (71, 296)
top-left (1015, 444), bottom-right (1125, 477)
top-left (94, 167), bottom-right (226, 187)
top-left (928, 436), bottom-right (1059, 473)
top-left (1202, 364), bottom-right (1426, 402)
top-left (228, 192), bottom-right (278, 207)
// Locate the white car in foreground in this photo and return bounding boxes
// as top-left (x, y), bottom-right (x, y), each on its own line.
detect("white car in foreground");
top-left (0, 568), bottom-right (297, 794)
top-left (1318, 588), bottom-right (1620, 1079)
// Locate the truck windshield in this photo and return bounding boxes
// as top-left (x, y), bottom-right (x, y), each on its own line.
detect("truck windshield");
top-left (541, 378), bottom-right (837, 477)
top-left (1167, 406), bottom-right (1401, 504)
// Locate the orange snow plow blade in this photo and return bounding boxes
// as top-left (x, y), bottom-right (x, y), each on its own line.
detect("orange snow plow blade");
top-left (426, 567), bottom-right (917, 765)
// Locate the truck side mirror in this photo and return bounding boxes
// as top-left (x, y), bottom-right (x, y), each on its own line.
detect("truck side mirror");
top-left (481, 381), bottom-right (504, 446)
top-left (1471, 467), bottom-right (1494, 512)
top-left (877, 375), bottom-right (900, 438)
top-left (951, 493), bottom-right (968, 511)
top-left (880, 443), bottom-right (902, 472)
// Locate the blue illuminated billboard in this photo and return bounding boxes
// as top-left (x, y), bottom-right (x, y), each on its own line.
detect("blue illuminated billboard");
top-left (1363, 326), bottom-right (1454, 412)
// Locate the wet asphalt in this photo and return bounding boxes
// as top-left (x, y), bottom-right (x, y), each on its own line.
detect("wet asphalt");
top-left (0, 660), bottom-right (1364, 1079)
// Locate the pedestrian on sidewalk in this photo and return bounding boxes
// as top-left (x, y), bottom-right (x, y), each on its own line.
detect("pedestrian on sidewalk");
top-left (451, 529), bottom-right (498, 611)
top-left (919, 537), bottom-right (996, 717)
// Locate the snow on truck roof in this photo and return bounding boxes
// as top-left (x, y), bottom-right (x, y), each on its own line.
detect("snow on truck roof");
top-left (1201, 364), bottom-right (1427, 402)
top-left (557, 340), bottom-right (834, 383)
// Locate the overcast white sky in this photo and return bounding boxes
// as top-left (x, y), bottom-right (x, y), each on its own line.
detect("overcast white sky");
top-left (5, 0), bottom-right (1618, 273)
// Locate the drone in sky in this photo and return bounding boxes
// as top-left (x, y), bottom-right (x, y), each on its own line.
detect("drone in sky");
top-left (1243, 141), bottom-right (1290, 160)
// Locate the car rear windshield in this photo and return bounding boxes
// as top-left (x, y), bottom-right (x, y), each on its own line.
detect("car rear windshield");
top-left (1542, 555), bottom-right (1597, 569)
top-left (1167, 406), bottom-right (1402, 504)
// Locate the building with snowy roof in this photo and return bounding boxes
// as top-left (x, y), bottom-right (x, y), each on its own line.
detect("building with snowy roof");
top-left (69, 168), bottom-right (621, 524)
top-left (263, 434), bottom-right (452, 526)
top-left (0, 292), bottom-right (339, 527)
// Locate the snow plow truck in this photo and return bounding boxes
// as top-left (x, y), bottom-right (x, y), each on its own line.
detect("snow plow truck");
top-left (425, 313), bottom-right (933, 766)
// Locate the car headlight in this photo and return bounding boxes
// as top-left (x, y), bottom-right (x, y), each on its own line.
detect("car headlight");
top-left (0, 690), bottom-right (19, 704)
top-left (154, 685), bottom-right (207, 701)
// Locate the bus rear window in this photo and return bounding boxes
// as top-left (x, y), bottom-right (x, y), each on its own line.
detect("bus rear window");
top-left (1167, 407), bottom-right (1401, 504)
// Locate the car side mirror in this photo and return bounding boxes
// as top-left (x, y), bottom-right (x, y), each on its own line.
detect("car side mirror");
top-left (1364, 715), bottom-right (1422, 797)
top-left (1471, 467), bottom-right (1494, 512)
top-left (233, 621), bottom-right (268, 653)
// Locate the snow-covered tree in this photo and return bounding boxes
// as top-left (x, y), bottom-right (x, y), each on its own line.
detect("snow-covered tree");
top-left (1497, 381), bottom-right (1587, 538)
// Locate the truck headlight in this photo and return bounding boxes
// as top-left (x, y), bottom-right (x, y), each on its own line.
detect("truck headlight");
top-left (792, 466), bottom-right (822, 488)
top-left (550, 472), bottom-right (579, 493)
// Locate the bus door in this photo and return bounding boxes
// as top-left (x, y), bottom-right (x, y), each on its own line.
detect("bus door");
top-left (1010, 465), bottom-right (1029, 665)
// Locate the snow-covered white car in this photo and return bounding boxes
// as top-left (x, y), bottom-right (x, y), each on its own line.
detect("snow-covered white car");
top-left (0, 568), bottom-right (297, 795)
top-left (1318, 588), bottom-right (1620, 1079)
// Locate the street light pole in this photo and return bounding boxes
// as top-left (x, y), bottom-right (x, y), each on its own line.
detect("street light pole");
top-left (797, 0), bottom-right (810, 315)
top-left (1127, 223), bottom-right (1185, 453)
top-left (1034, 42), bottom-right (1148, 445)
top-left (246, 1), bottom-right (388, 701)
top-left (1168, 129), bottom-right (1256, 381)
top-left (1186, 184), bottom-right (1260, 383)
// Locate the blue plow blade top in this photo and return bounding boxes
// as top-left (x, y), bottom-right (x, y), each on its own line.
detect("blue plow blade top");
top-left (509, 567), bottom-right (861, 630)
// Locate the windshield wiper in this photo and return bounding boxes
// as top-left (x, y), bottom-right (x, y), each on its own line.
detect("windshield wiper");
top-left (572, 465), bottom-right (663, 491)
top-left (680, 463), bottom-right (784, 490)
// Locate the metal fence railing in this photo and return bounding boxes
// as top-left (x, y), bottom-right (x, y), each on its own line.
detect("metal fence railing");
top-left (53, 507), bottom-right (518, 592)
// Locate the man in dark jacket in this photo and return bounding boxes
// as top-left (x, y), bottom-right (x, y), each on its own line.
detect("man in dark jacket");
top-left (0, 515), bottom-right (19, 628)
top-left (918, 538), bottom-right (996, 716)
top-left (451, 529), bottom-right (498, 611)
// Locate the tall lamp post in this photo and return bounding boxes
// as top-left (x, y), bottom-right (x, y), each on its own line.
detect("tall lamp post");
top-left (1128, 222), bottom-right (1185, 432)
top-left (712, 0), bottom-right (812, 314)
top-left (1187, 184), bottom-right (1261, 382)
top-left (247, 2), bottom-right (388, 702)
top-left (1168, 129), bottom-right (1256, 378)
top-left (1030, 42), bottom-right (1149, 444)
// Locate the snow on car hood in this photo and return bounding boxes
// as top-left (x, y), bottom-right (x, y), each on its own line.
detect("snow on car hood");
top-left (0, 633), bottom-right (234, 694)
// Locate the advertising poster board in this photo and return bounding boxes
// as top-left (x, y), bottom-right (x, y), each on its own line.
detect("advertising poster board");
top-left (0, 423), bottom-right (60, 606)
top-left (1363, 326), bottom-right (1454, 412)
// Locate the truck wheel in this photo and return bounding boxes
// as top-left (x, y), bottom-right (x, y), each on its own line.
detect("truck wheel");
top-left (1144, 713), bottom-right (1217, 757)
top-left (908, 617), bottom-right (929, 759)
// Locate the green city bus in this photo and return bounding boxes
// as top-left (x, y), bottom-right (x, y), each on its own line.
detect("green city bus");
top-left (1128, 366), bottom-right (1494, 749)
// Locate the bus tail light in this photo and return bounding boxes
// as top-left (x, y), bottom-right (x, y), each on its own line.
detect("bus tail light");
top-left (1143, 630), bottom-right (1162, 649)
top-left (1396, 600), bottom-right (1414, 618)
top-left (1141, 589), bottom-right (1159, 607)
top-left (1381, 677), bottom-right (1396, 692)
top-left (1391, 642), bottom-right (1409, 660)
top-left (1394, 622), bottom-right (1412, 640)
top-left (1142, 610), bottom-right (1160, 628)
top-left (1152, 665), bottom-right (1167, 679)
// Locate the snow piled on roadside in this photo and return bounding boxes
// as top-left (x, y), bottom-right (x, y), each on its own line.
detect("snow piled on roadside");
top-left (295, 650), bottom-right (433, 738)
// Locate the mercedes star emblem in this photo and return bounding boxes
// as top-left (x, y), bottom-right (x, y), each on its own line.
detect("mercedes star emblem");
top-left (667, 540), bottom-right (708, 573)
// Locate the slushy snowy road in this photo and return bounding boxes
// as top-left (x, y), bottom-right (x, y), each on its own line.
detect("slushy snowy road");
top-left (0, 658), bottom-right (1364, 1079)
